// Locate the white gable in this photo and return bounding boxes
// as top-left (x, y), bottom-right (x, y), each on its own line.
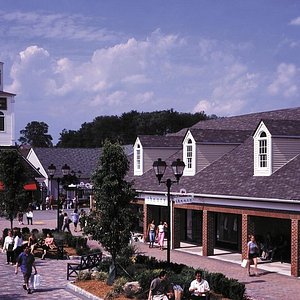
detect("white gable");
top-left (133, 137), bottom-right (143, 176)
top-left (183, 130), bottom-right (196, 176)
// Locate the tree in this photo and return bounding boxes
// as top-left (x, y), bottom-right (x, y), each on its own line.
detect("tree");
top-left (19, 121), bottom-right (53, 147)
top-left (0, 150), bottom-right (30, 229)
top-left (84, 140), bottom-right (137, 284)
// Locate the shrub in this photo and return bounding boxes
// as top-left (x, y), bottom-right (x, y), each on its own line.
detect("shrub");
top-left (77, 270), bottom-right (92, 281)
top-left (112, 277), bottom-right (128, 294)
top-left (93, 271), bottom-right (109, 281)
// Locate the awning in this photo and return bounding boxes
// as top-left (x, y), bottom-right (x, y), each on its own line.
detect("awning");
top-left (0, 181), bottom-right (38, 191)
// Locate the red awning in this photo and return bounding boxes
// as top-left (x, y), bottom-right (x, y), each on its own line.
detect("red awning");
top-left (0, 181), bottom-right (38, 191)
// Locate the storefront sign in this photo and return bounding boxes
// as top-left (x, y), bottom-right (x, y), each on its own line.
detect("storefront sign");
top-left (145, 195), bottom-right (168, 206)
top-left (173, 196), bottom-right (193, 204)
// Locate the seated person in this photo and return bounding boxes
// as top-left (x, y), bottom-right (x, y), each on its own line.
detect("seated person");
top-left (261, 232), bottom-right (275, 261)
top-left (189, 270), bottom-right (210, 300)
top-left (41, 233), bottom-right (56, 259)
top-left (148, 270), bottom-right (174, 300)
top-left (28, 233), bottom-right (38, 254)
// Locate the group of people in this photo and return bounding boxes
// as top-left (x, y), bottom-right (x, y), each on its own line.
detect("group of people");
top-left (148, 270), bottom-right (210, 300)
top-left (17, 209), bottom-right (34, 226)
top-left (147, 220), bottom-right (168, 250)
top-left (58, 208), bottom-right (86, 233)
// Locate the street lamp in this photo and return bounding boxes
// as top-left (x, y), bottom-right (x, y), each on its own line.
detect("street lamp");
top-left (153, 158), bottom-right (185, 263)
top-left (48, 163), bottom-right (71, 232)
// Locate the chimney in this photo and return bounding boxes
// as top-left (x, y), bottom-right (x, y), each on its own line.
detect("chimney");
top-left (0, 62), bottom-right (3, 91)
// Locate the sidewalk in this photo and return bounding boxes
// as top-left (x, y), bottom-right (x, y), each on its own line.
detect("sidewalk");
top-left (1, 211), bottom-right (299, 299)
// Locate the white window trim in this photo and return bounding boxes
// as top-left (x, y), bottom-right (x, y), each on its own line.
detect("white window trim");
top-left (0, 111), bottom-right (4, 132)
top-left (133, 138), bottom-right (143, 176)
top-left (253, 122), bottom-right (272, 176)
top-left (183, 131), bottom-right (196, 176)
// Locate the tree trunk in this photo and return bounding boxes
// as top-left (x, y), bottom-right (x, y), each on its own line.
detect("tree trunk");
top-left (107, 258), bottom-right (116, 286)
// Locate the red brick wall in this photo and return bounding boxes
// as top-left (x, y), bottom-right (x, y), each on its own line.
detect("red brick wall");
top-left (202, 210), bottom-right (214, 256)
top-left (173, 208), bottom-right (181, 248)
top-left (291, 219), bottom-right (300, 277)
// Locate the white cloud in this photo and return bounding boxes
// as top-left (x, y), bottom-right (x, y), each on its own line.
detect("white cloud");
top-left (289, 17), bottom-right (300, 25)
top-left (267, 63), bottom-right (299, 97)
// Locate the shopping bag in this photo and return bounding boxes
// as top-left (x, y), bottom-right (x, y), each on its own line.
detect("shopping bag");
top-left (241, 259), bottom-right (248, 268)
top-left (30, 274), bottom-right (41, 289)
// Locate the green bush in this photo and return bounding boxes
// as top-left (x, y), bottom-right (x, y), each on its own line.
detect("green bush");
top-left (78, 270), bottom-right (92, 281)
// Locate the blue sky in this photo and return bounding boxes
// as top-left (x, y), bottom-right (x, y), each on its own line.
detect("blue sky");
top-left (0, 0), bottom-right (299, 143)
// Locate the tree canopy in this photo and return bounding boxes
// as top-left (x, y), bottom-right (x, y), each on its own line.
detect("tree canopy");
top-left (0, 150), bottom-right (30, 228)
top-left (19, 121), bottom-right (53, 147)
top-left (57, 109), bottom-right (213, 147)
top-left (83, 140), bottom-right (137, 283)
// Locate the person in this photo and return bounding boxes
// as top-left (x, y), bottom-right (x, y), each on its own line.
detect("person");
top-left (58, 210), bottom-right (64, 231)
top-left (26, 209), bottom-right (33, 225)
top-left (15, 245), bottom-right (37, 294)
top-left (156, 221), bottom-right (167, 250)
top-left (3, 230), bottom-right (14, 264)
top-left (62, 212), bottom-right (71, 233)
top-left (71, 208), bottom-right (80, 232)
top-left (79, 209), bottom-right (86, 231)
top-left (41, 233), bottom-right (56, 260)
top-left (73, 196), bottom-right (79, 210)
top-left (148, 270), bottom-right (174, 300)
top-left (147, 220), bottom-right (156, 248)
top-left (45, 195), bottom-right (50, 210)
top-left (189, 270), bottom-right (210, 299)
top-left (49, 195), bottom-right (54, 210)
top-left (28, 232), bottom-right (38, 254)
top-left (17, 211), bottom-right (24, 225)
top-left (261, 232), bottom-right (275, 261)
top-left (13, 229), bottom-right (23, 264)
top-left (247, 234), bottom-right (259, 276)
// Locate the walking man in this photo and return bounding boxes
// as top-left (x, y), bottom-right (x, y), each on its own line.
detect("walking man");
top-left (15, 245), bottom-right (37, 294)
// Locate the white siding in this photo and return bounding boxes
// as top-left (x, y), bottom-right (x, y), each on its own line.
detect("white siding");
top-left (0, 95), bottom-right (15, 146)
top-left (272, 138), bottom-right (300, 172)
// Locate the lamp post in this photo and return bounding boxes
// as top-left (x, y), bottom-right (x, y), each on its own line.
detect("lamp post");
top-left (153, 158), bottom-right (185, 263)
top-left (48, 163), bottom-right (71, 232)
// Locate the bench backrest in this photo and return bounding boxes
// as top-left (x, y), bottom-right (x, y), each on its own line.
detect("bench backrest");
top-left (80, 252), bottom-right (102, 268)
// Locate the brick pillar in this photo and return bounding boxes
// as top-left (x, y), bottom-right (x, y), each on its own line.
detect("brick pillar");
top-left (241, 214), bottom-right (255, 259)
top-left (291, 219), bottom-right (300, 277)
top-left (173, 208), bottom-right (181, 249)
top-left (202, 210), bottom-right (214, 256)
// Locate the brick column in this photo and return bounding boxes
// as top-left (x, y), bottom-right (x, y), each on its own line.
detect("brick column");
top-left (291, 219), bottom-right (300, 277)
top-left (241, 214), bottom-right (254, 259)
top-left (173, 208), bottom-right (181, 249)
top-left (202, 210), bottom-right (214, 256)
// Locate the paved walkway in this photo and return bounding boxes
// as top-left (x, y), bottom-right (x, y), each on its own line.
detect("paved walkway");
top-left (1, 210), bottom-right (300, 299)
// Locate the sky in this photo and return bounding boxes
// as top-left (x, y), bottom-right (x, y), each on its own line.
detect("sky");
top-left (0, 0), bottom-right (300, 144)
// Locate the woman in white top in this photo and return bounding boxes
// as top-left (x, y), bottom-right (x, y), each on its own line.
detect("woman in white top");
top-left (247, 234), bottom-right (259, 276)
top-left (13, 230), bottom-right (23, 264)
top-left (3, 230), bottom-right (14, 264)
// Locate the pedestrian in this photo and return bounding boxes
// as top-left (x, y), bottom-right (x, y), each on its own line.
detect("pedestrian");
top-left (17, 211), bottom-right (24, 225)
top-left (49, 195), bottom-right (54, 210)
top-left (62, 212), bottom-right (71, 233)
top-left (147, 220), bottom-right (156, 248)
top-left (45, 195), bottom-right (50, 210)
top-left (71, 208), bottom-right (80, 232)
top-left (58, 210), bottom-right (64, 231)
top-left (26, 209), bottom-right (33, 225)
top-left (3, 230), bottom-right (14, 264)
top-left (28, 232), bottom-right (38, 254)
top-left (15, 245), bottom-right (37, 294)
top-left (12, 228), bottom-right (23, 264)
top-left (79, 209), bottom-right (86, 231)
top-left (148, 270), bottom-right (174, 300)
top-left (189, 270), bottom-right (210, 299)
top-left (247, 234), bottom-right (259, 276)
top-left (156, 221), bottom-right (167, 250)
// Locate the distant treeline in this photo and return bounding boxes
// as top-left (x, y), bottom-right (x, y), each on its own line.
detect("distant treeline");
top-left (57, 109), bottom-right (216, 148)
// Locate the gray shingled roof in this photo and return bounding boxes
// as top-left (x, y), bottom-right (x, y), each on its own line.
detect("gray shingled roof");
top-left (259, 119), bottom-right (300, 136)
top-left (33, 148), bottom-right (102, 179)
top-left (138, 135), bottom-right (183, 148)
top-left (189, 129), bottom-right (251, 144)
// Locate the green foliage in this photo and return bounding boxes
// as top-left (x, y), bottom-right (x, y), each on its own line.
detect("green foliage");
top-left (78, 270), bottom-right (92, 281)
top-left (19, 121), bottom-right (53, 147)
top-left (0, 150), bottom-right (30, 227)
top-left (57, 109), bottom-right (212, 147)
top-left (84, 141), bottom-right (137, 266)
top-left (92, 271), bottom-right (109, 281)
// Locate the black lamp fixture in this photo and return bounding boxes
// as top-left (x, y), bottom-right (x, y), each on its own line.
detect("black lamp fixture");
top-left (48, 163), bottom-right (71, 232)
top-left (153, 158), bottom-right (185, 263)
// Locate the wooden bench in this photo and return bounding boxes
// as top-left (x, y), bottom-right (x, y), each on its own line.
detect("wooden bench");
top-left (67, 252), bottom-right (102, 280)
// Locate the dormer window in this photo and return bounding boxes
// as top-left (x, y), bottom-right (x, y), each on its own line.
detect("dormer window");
top-left (183, 132), bottom-right (196, 176)
top-left (259, 132), bottom-right (268, 168)
top-left (253, 122), bottom-right (272, 176)
top-left (0, 112), bottom-right (4, 131)
top-left (134, 139), bottom-right (143, 176)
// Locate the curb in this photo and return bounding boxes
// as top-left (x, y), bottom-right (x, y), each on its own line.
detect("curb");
top-left (67, 282), bottom-right (103, 300)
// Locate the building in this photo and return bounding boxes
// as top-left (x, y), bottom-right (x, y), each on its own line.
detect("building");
top-left (129, 107), bottom-right (300, 276)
